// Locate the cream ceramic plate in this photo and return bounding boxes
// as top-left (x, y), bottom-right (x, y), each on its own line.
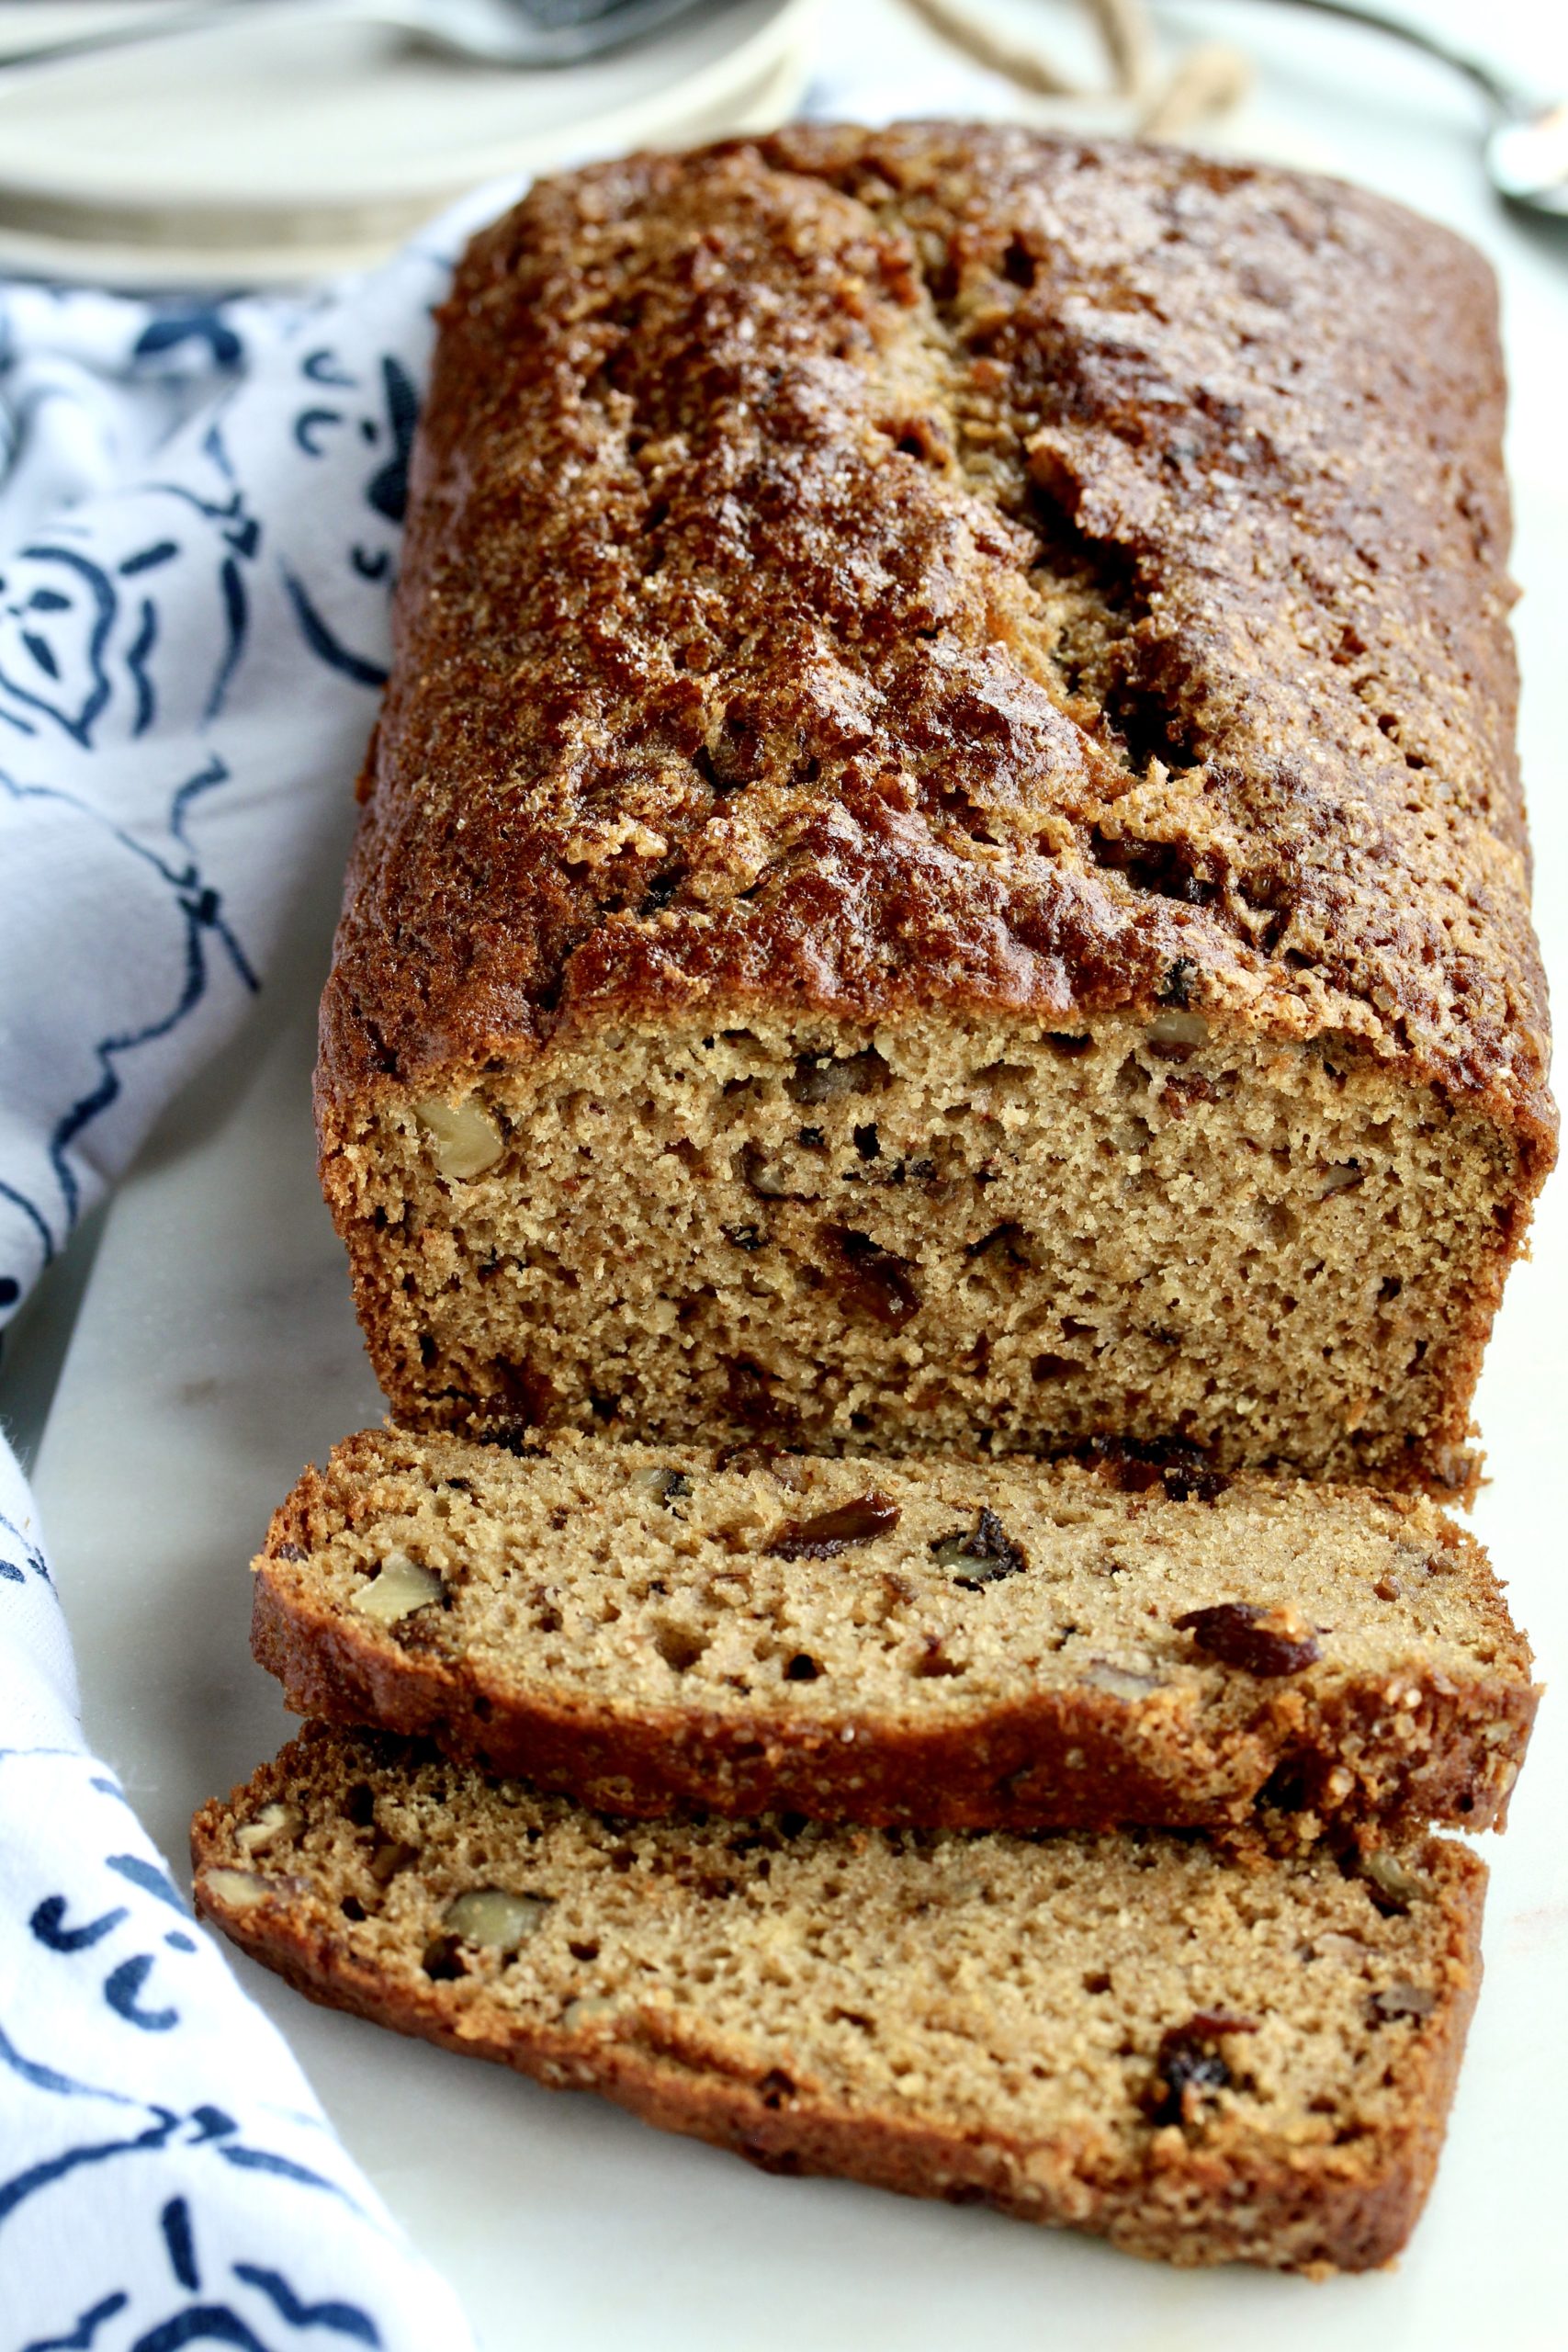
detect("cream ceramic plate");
top-left (0, 0), bottom-right (819, 285)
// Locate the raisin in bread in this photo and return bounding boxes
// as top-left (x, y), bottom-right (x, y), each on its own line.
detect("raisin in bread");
top-left (193, 1724), bottom-right (1485, 2276)
top-left (250, 1430), bottom-right (1536, 1834)
top-left (318, 127), bottom-right (1553, 1492)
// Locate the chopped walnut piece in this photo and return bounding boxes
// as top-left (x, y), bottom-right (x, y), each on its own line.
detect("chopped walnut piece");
top-left (1358, 1850), bottom-right (1431, 1914)
top-left (352, 1552), bottom-right (444, 1624)
top-left (368, 1837), bottom-right (421, 1887)
top-left (561, 1995), bottom-right (621, 2030)
top-left (632, 1464), bottom-right (693, 1505)
top-left (203, 1868), bottom-right (269, 1911)
top-left (739, 1143), bottom-right (803, 1200)
top-left (1086, 1659), bottom-right (1165, 1699)
top-left (1370, 1983), bottom-right (1436, 2023)
top-left (1145, 1010), bottom-right (1210, 1062)
top-left (234, 1803), bottom-right (301, 1858)
top-left (413, 1094), bottom-right (505, 1181)
top-left (445, 1888), bottom-right (554, 1951)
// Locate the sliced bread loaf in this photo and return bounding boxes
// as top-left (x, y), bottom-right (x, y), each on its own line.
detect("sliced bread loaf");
top-left (251, 1430), bottom-right (1536, 1833)
top-left (193, 1724), bottom-right (1485, 2275)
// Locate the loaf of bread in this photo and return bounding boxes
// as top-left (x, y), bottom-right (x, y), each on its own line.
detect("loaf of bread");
top-left (194, 1724), bottom-right (1484, 2274)
top-left (318, 125), bottom-right (1552, 1491)
top-left (251, 1428), bottom-right (1536, 1833)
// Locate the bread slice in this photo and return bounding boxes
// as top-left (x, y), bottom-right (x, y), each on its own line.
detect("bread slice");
top-left (193, 1724), bottom-right (1486, 2275)
top-left (318, 128), bottom-right (1554, 1495)
top-left (250, 1430), bottom-right (1536, 1835)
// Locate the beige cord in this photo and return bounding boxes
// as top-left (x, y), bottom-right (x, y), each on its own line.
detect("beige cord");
top-left (899, 0), bottom-right (1250, 137)
top-left (1092, 0), bottom-right (1157, 104)
top-left (1139, 37), bottom-right (1252, 137)
top-left (899, 0), bottom-right (1085, 98)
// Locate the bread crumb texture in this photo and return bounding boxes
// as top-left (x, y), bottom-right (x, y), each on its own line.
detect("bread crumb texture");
top-left (253, 1429), bottom-right (1537, 1832)
top-left (193, 1724), bottom-right (1486, 2274)
top-left (319, 128), bottom-right (1553, 1487)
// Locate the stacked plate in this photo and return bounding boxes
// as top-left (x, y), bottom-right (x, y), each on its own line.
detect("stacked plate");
top-left (0, 0), bottom-right (819, 283)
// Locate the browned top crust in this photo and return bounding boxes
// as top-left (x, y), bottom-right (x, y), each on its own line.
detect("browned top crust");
top-left (320, 124), bottom-right (1552, 1152)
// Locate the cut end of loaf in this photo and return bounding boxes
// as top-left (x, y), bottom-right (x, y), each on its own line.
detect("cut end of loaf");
top-left (321, 1009), bottom-right (1530, 1491)
top-left (192, 1724), bottom-right (1487, 2275)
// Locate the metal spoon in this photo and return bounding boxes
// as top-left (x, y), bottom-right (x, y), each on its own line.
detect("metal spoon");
top-left (0, 0), bottom-right (716, 74)
top-left (1222, 0), bottom-right (1568, 217)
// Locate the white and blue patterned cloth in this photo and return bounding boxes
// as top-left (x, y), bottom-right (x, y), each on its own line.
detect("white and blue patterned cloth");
top-left (0, 206), bottom-right (502, 2352)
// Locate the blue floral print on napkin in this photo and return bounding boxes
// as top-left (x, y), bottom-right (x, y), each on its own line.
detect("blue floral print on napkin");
top-left (0, 210), bottom-right (509, 2352)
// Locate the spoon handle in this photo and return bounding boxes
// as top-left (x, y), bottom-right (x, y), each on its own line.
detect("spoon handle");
top-left (1232, 0), bottom-right (1524, 118)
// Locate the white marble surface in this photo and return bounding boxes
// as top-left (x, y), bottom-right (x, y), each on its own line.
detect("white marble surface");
top-left (14, 3), bottom-right (1568, 2344)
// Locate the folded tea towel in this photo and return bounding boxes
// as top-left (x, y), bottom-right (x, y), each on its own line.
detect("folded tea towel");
top-left (0, 213), bottom-right (487, 2352)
